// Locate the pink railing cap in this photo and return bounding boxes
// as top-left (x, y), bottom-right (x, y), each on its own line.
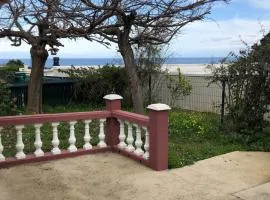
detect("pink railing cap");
top-left (147, 103), bottom-right (171, 111)
top-left (103, 94), bottom-right (123, 100)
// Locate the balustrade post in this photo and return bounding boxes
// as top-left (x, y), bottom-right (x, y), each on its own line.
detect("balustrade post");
top-left (34, 124), bottom-right (44, 157)
top-left (51, 122), bottom-right (61, 155)
top-left (0, 127), bottom-right (5, 161)
top-left (103, 94), bottom-right (123, 147)
top-left (15, 125), bottom-right (25, 159)
top-left (83, 120), bottom-right (92, 150)
top-left (142, 126), bottom-right (149, 160)
top-left (97, 119), bottom-right (107, 147)
top-left (147, 103), bottom-right (171, 171)
top-left (133, 124), bottom-right (143, 156)
top-left (117, 119), bottom-right (126, 149)
top-left (68, 121), bottom-right (77, 152)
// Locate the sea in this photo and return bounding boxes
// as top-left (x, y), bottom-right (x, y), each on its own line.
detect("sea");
top-left (0, 57), bottom-right (223, 68)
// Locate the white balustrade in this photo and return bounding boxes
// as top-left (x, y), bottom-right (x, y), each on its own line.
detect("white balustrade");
top-left (51, 122), bottom-right (61, 155)
top-left (133, 124), bottom-right (144, 156)
top-left (142, 127), bottom-right (150, 160)
top-left (68, 121), bottom-right (77, 152)
top-left (15, 125), bottom-right (25, 159)
top-left (125, 121), bottom-right (135, 152)
top-left (0, 127), bottom-right (5, 161)
top-left (98, 119), bottom-right (107, 147)
top-left (83, 120), bottom-right (92, 150)
top-left (34, 124), bottom-right (44, 157)
top-left (117, 119), bottom-right (126, 149)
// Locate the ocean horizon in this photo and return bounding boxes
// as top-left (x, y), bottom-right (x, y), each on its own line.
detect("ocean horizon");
top-left (0, 57), bottom-right (224, 68)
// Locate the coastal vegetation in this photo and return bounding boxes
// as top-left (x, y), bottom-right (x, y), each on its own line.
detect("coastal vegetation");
top-left (0, 0), bottom-right (105, 113)
top-left (59, 65), bottom-right (131, 106)
top-left (0, 0), bottom-right (228, 114)
top-left (0, 59), bottom-right (22, 83)
top-left (0, 82), bottom-right (17, 116)
top-left (166, 68), bottom-right (192, 107)
top-left (0, 59), bottom-right (21, 116)
top-left (135, 44), bottom-right (165, 105)
top-left (210, 32), bottom-right (270, 135)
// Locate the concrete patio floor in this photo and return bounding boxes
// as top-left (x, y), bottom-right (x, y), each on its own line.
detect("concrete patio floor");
top-left (0, 151), bottom-right (269, 200)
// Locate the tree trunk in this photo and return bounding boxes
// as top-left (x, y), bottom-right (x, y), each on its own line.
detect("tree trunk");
top-left (26, 45), bottom-right (48, 114)
top-left (119, 42), bottom-right (144, 114)
top-left (148, 74), bottom-right (152, 104)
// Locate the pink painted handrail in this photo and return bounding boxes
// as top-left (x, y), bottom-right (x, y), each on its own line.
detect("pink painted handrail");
top-left (111, 110), bottom-right (149, 127)
top-left (0, 111), bottom-right (111, 127)
top-left (0, 94), bottom-right (170, 171)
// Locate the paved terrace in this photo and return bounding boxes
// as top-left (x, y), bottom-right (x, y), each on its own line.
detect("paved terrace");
top-left (0, 151), bottom-right (269, 200)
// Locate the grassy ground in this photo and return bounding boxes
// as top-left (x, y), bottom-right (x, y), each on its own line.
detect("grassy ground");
top-left (1, 104), bottom-right (270, 169)
top-left (168, 109), bottom-right (270, 168)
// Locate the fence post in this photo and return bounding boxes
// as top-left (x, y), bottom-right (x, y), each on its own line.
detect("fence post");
top-left (103, 94), bottom-right (123, 147)
top-left (147, 103), bottom-right (171, 171)
top-left (221, 80), bottom-right (226, 124)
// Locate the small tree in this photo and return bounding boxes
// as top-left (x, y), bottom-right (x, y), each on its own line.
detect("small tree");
top-left (166, 68), bottom-right (192, 107)
top-left (210, 32), bottom-right (270, 134)
top-left (135, 44), bottom-right (165, 104)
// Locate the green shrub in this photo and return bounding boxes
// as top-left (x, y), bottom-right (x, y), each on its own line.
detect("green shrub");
top-left (0, 82), bottom-right (17, 116)
top-left (0, 59), bottom-right (23, 83)
top-left (60, 65), bottom-right (131, 106)
top-left (210, 32), bottom-right (270, 134)
top-left (5, 59), bottom-right (24, 68)
top-left (166, 68), bottom-right (192, 107)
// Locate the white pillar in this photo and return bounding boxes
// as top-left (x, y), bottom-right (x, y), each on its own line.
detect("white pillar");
top-left (68, 121), bottom-right (77, 152)
top-left (0, 127), bottom-right (5, 161)
top-left (133, 124), bottom-right (144, 156)
top-left (97, 119), bottom-right (107, 147)
top-left (117, 119), bottom-right (126, 149)
top-left (83, 120), bottom-right (92, 150)
top-left (125, 121), bottom-right (135, 152)
top-left (51, 122), bottom-right (61, 155)
top-left (142, 126), bottom-right (150, 160)
top-left (34, 124), bottom-right (44, 157)
top-left (15, 125), bottom-right (25, 159)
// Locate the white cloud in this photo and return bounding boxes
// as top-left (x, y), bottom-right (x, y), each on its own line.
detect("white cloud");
top-left (170, 18), bottom-right (270, 57)
top-left (1, 18), bottom-right (270, 58)
top-left (248, 0), bottom-right (270, 10)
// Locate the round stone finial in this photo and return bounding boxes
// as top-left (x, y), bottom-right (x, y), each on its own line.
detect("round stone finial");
top-left (147, 103), bottom-right (171, 111)
top-left (103, 94), bottom-right (123, 100)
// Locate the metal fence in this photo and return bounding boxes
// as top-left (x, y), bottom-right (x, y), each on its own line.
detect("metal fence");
top-left (150, 74), bottom-right (223, 113)
top-left (9, 73), bottom-right (270, 121)
top-left (151, 73), bottom-right (270, 121)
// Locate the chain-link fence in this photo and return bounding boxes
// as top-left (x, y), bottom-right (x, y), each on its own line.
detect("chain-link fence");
top-left (149, 73), bottom-right (270, 122)
top-left (151, 74), bottom-right (223, 113)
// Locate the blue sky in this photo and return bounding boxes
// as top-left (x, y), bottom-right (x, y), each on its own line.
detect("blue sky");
top-left (0, 0), bottom-right (270, 59)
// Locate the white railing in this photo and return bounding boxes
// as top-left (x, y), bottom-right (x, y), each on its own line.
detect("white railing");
top-left (0, 119), bottom-right (107, 161)
top-left (0, 94), bottom-right (170, 171)
top-left (116, 119), bottom-right (149, 160)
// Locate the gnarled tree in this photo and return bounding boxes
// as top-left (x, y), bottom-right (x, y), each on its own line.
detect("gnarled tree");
top-left (81, 0), bottom-right (228, 113)
top-left (0, 0), bottom-right (114, 113)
